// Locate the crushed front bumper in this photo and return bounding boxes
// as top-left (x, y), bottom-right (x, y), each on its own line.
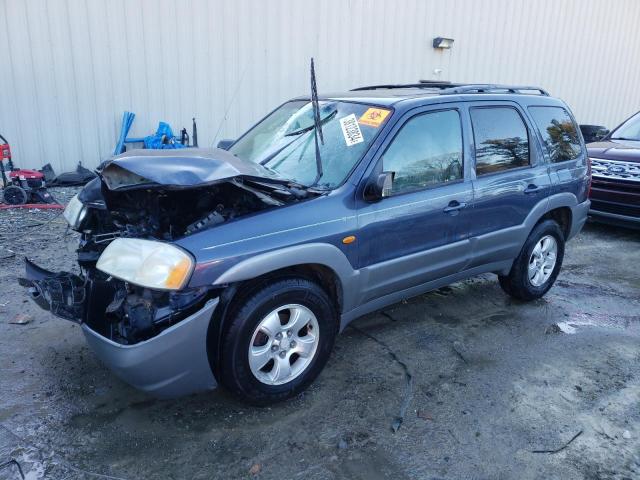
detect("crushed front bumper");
top-left (21, 258), bottom-right (220, 398)
top-left (83, 299), bottom-right (219, 398)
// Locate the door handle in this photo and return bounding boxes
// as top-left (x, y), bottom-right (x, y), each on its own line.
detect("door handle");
top-left (443, 201), bottom-right (467, 214)
top-left (524, 184), bottom-right (544, 194)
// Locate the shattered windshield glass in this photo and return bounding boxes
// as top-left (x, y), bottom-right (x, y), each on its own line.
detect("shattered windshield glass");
top-left (229, 101), bottom-right (391, 188)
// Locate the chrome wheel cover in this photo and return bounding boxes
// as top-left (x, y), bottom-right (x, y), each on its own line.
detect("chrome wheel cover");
top-left (248, 304), bottom-right (320, 386)
top-left (528, 235), bottom-right (558, 287)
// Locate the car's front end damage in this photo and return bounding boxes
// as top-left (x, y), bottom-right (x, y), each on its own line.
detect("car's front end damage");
top-left (20, 148), bottom-right (313, 397)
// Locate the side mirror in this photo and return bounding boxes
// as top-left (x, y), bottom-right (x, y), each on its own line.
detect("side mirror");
top-left (364, 171), bottom-right (394, 202)
top-left (216, 139), bottom-right (235, 150)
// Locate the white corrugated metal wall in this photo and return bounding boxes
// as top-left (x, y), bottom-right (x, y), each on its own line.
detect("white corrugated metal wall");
top-left (1, 0), bottom-right (640, 172)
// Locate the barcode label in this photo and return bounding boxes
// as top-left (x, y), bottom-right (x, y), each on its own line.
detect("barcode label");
top-left (339, 114), bottom-right (364, 147)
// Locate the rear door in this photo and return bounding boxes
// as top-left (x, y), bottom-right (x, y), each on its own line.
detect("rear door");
top-left (466, 102), bottom-right (552, 267)
top-left (356, 105), bottom-right (474, 303)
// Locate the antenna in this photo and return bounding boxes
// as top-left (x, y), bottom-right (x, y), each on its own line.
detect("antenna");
top-left (310, 58), bottom-right (324, 185)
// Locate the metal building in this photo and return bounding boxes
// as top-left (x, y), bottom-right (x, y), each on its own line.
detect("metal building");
top-left (2, 0), bottom-right (639, 172)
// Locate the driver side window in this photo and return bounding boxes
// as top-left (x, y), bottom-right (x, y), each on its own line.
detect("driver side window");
top-left (382, 109), bottom-right (463, 194)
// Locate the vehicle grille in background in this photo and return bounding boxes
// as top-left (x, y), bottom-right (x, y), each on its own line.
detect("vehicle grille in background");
top-left (589, 159), bottom-right (640, 218)
top-left (590, 158), bottom-right (640, 182)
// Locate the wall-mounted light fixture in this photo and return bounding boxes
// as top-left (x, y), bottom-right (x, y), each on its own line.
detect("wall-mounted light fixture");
top-left (432, 37), bottom-right (454, 49)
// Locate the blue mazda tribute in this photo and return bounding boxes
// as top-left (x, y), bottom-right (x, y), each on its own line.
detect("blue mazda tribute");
top-left (23, 82), bottom-right (590, 404)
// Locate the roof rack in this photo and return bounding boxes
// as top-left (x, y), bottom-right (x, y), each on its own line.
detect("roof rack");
top-left (351, 82), bottom-right (463, 91)
top-left (351, 81), bottom-right (549, 96)
top-left (441, 84), bottom-right (550, 96)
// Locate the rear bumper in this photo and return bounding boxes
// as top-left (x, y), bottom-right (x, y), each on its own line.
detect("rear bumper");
top-left (82, 298), bottom-right (219, 398)
top-left (568, 199), bottom-right (590, 240)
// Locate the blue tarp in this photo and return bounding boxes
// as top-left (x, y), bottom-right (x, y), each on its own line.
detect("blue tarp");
top-left (143, 122), bottom-right (186, 150)
top-left (114, 112), bottom-right (185, 155)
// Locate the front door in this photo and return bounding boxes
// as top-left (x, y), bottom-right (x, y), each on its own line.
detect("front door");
top-left (356, 106), bottom-right (474, 304)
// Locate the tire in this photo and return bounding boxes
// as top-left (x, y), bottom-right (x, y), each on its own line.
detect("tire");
top-left (218, 277), bottom-right (338, 405)
top-left (498, 219), bottom-right (565, 301)
top-left (2, 185), bottom-right (28, 205)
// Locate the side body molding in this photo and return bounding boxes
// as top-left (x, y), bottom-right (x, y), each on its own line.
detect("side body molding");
top-left (212, 243), bottom-right (361, 313)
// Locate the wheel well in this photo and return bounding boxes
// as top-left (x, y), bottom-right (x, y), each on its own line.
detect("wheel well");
top-left (540, 207), bottom-right (572, 239)
top-left (226, 264), bottom-right (343, 316)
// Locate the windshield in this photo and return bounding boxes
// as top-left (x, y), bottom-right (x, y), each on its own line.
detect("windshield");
top-left (229, 101), bottom-right (391, 188)
top-left (611, 112), bottom-right (640, 141)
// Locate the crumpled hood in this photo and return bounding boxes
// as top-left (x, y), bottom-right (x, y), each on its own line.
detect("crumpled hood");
top-left (99, 148), bottom-right (287, 190)
top-left (587, 140), bottom-right (640, 163)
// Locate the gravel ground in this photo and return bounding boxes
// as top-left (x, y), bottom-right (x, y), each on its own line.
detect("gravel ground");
top-left (0, 190), bottom-right (639, 480)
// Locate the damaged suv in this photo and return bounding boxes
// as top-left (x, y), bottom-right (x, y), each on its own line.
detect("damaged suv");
top-left (22, 83), bottom-right (590, 404)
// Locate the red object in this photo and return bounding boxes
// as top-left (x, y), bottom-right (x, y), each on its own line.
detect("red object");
top-left (8, 169), bottom-right (44, 180)
top-left (0, 143), bottom-right (10, 160)
top-left (0, 202), bottom-right (63, 210)
top-left (586, 156), bottom-right (592, 197)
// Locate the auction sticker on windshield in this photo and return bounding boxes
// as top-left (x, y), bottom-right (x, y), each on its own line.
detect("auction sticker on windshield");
top-left (359, 107), bottom-right (391, 128)
top-left (339, 114), bottom-right (364, 146)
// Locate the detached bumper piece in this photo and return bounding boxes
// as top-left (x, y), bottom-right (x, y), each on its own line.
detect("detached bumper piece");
top-left (19, 258), bottom-right (86, 322)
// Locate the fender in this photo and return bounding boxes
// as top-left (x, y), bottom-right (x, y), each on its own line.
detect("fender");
top-left (212, 242), bottom-right (361, 313)
top-left (531, 191), bottom-right (588, 240)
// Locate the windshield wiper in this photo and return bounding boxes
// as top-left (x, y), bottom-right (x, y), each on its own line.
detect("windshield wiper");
top-left (259, 109), bottom-right (337, 167)
top-left (284, 109), bottom-right (337, 137)
top-left (611, 137), bottom-right (640, 141)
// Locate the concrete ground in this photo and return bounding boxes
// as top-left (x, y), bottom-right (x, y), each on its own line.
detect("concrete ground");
top-left (0, 192), bottom-right (639, 479)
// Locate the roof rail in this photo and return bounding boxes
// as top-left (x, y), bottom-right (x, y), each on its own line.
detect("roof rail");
top-left (351, 82), bottom-right (549, 96)
top-left (351, 82), bottom-right (463, 91)
top-left (441, 84), bottom-right (550, 96)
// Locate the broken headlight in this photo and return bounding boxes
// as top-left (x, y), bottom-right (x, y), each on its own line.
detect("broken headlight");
top-left (63, 194), bottom-right (87, 230)
top-left (96, 238), bottom-right (194, 290)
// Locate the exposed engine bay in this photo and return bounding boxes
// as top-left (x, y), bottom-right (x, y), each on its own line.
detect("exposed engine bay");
top-left (20, 149), bottom-right (315, 345)
top-left (87, 179), bottom-right (280, 242)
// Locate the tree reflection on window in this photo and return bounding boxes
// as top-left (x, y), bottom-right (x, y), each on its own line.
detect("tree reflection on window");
top-left (475, 136), bottom-right (529, 174)
top-left (471, 107), bottom-right (530, 176)
top-left (529, 107), bottom-right (581, 163)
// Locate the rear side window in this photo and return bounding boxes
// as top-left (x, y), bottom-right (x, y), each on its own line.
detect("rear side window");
top-left (470, 107), bottom-right (530, 175)
top-left (382, 109), bottom-right (463, 194)
top-left (529, 106), bottom-right (582, 162)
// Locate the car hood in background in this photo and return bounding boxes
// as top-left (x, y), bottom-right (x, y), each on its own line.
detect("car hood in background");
top-left (587, 140), bottom-right (640, 163)
top-left (99, 148), bottom-right (287, 190)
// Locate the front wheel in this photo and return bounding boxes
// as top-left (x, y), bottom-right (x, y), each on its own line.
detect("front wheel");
top-left (498, 219), bottom-right (565, 301)
top-left (218, 277), bottom-right (338, 405)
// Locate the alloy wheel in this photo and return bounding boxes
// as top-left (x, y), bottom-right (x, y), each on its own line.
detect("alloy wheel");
top-left (528, 235), bottom-right (558, 287)
top-left (248, 304), bottom-right (320, 385)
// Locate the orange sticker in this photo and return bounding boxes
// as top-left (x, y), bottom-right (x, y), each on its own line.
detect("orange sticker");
top-left (358, 108), bottom-right (391, 128)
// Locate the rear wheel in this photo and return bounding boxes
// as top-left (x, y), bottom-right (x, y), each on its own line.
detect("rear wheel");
top-left (218, 277), bottom-right (337, 404)
top-left (498, 220), bottom-right (565, 301)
